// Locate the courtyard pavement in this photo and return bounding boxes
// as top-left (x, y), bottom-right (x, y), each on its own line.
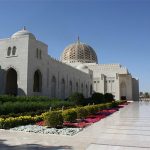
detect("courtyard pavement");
top-left (0, 101), bottom-right (150, 150)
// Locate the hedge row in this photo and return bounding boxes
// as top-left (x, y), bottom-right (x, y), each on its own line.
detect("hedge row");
top-left (0, 100), bottom-right (74, 116)
top-left (0, 96), bottom-right (50, 103)
top-left (68, 92), bottom-right (115, 105)
top-left (0, 100), bottom-right (126, 129)
top-left (0, 92), bottom-right (115, 117)
top-left (0, 110), bottom-right (46, 119)
top-left (45, 101), bottom-right (125, 128)
top-left (62, 102), bottom-right (117, 122)
top-left (0, 115), bottom-right (42, 129)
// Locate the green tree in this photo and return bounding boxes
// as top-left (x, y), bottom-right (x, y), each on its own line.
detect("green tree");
top-left (104, 93), bottom-right (114, 102)
top-left (144, 92), bottom-right (150, 98)
top-left (68, 92), bottom-right (85, 105)
top-left (139, 92), bottom-right (143, 97)
top-left (91, 92), bottom-right (104, 104)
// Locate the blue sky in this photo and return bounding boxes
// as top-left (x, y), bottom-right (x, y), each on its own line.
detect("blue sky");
top-left (0, 0), bottom-right (149, 92)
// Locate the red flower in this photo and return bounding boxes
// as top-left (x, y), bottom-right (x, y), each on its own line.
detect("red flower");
top-left (36, 121), bottom-right (45, 126)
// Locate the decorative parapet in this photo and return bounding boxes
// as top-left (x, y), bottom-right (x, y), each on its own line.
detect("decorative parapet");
top-left (87, 63), bottom-right (129, 74)
top-left (48, 54), bottom-right (92, 76)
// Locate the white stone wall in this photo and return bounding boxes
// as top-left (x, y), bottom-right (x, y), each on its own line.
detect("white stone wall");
top-left (0, 35), bottom-right (92, 99)
top-left (85, 63), bottom-right (138, 100)
top-left (132, 78), bottom-right (139, 101)
top-left (87, 64), bottom-right (129, 76)
top-left (26, 37), bottom-right (92, 99)
top-left (0, 37), bottom-right (29, 95)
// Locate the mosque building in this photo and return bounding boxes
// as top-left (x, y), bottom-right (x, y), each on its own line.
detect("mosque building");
top-left (0, 27), bottom-right (139, 100)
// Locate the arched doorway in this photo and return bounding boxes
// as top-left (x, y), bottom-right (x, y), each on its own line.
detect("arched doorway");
top-left (90, 84), bottom-right (93, 95)
top-left (51, 76), bottom-right (56, 98)
top-left (33, 70), bottom-right (42, 92)
top-left (120, 82), bottom-right (127, 99)
top-left (76, 82), bottom-right (78, 92)
top-left (61, 78), bottom-right (65, 99)
top-left (5, 68), bottom-right (18, 95)
top-left (86, 84), bottom-right (88, 97)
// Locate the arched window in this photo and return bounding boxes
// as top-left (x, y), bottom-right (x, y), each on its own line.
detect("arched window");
top-left (33, 70), bottom-right (42, 92)
top-left (47, 68), bottom-right (49, 87)
top-left (61, 78), bottom-right (65, 99)
top-left (12, 46), bottom-right (16, 55)
top-left (81, 83), bottom-right (83, 94)
top-left (40, 50), bottom-right (42, 59)
top-left (36, 49), bottom-right (42, 59)
top-left (36, 48), bottom-right (39, 58)
top-left (7, 47), bottom-right (11, 56)
top-left (51, 76), bottom-right (56, 98)
top-left (69, 80), bottom-right (72, 95)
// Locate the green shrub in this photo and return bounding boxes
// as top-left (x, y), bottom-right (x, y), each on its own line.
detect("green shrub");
top-left (0, 97), bottom-right (74, 116)
top-left (68, 92), bottom-right (85, 105)
top-left (0, 118), bottom-right (5, 128)
top-left (84, 105), bottom-right (98, 115)
top-left (75, 107), bottom-right (88, 119)
top-left (0, 95), bottom-right (50, 103)
top-left (121, 96), bottom-right (126, 100)
top-left (0, 115), bottom-right (39, 129)
top-left (103, 103), bottom-right (112, 109)
top-left (83, 98), bottom-right (92, 105)
top-left (34, 115), bottom-right (43, 122)
top-left (111, 101), bottom-right (118, 108)
top-left (44, 111), bottom-right (63, 128)
top-left (104, 93), bottom-right (114, 102)
top-left (115, 100), bottom-right (127, 105)
top-left (62, 109), bottom-right (77, 122)
top-left (91, 92), bottom-right (104, 104)
top-left (49, 99), bottom-right (74, 109)
top-left (0, 109), bottom-right (47, 119)
top-left (96, 104), bottom-right (104, 110)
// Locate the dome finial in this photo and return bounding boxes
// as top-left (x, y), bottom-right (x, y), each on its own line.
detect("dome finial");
top-left (77, 35), bottom-right (80, 44)
top-left (11, 27), bottom-right (36, 39)
top-left (23, 26), bottom-right (26, 30)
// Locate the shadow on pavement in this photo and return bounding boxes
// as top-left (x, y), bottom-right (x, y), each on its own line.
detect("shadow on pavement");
top-left (0, 139), bottom-right (73, 150)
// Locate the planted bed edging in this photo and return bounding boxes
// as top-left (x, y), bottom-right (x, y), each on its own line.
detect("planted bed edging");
top-left (10, 125), bottom-right (83, 136)
top-left (0, 100), bottom-right (127, 129)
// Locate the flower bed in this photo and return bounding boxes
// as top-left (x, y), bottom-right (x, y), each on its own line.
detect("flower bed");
top-left (118, 101), bottom-right (130, 108)
top-left (36, 121), bottom-right (45, 126)
top-left (0, 100), bottom-right (128, 130)
top-left (84, 117), bottom-right (101, 123)
top-left (63, 108), bottom-right (118, 128)
top-left (99, 109), bottom-right (118, 115)
top-left (9, 101), bottom-right (129, 136)
top-left (63, 122), bottom-right (90, 128)
top-left (36, 108), bottom-right (120, 129)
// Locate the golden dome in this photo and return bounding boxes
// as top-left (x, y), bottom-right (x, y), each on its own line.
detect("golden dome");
top-left (61, 38), bottom-right (98, 64)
